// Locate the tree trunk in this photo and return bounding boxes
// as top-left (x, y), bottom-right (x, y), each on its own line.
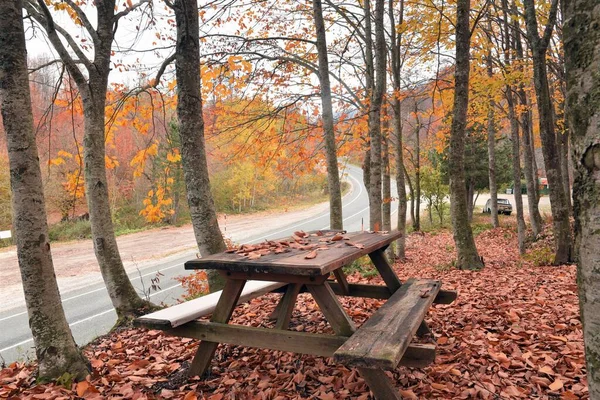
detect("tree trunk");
top-left (173, 0), bottom-right (227, 291)
top-left (0, 0), bottom-right (89, 380)
top-left (523, 0), bottom-right (572, 264)
top-left (507, 89), bottom-right (527, 253)
top-left (404, 163), bottom-right (415, 228)
top-left (466, 179), bottom-right (474, 223)
top-left (448, 0), bottom-right (484, 270)
top-left (382, 127), bottom-right (391, 232)
top-left (564, 0), bottom-right (600, 395)
top-left (29, 0), bottom-right (153, 320)
top-left (389, 0), bottom-right (407, 259)
top-left (413, 106), bottom-right (421, 231)
top-left (312, 0), bottom-right (343, 230)
top-left (365, 0), bottom-right (386, 231)
top-left (560, 129), bottom-right (572, 214)
top-left (513, 6), bottom-right (543, 235)
top-left (486, 54), bottom-right (499, 228)
top-left (502, 1), bottom-right (525, 251)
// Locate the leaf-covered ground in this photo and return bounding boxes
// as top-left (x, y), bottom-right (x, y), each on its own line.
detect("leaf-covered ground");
top-left (1, 227), bottom-right (588, 399)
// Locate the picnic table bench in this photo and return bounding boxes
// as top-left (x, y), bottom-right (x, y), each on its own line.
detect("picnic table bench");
top-left (135, 230), bottom-right (456, 399)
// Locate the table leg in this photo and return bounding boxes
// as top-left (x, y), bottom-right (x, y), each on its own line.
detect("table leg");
top-left (308, 281), bottom-right (402, 399)
top-left (333, 269), bottom-right (350, 295)
top-left (368, 249), bottom-right (402, 292)
top-left (188, 279), bottom-right (246, 377)
top-left (357, 368), bottom-right (402, 400)
top-left (306, 282), bottom-right (356, 337)
top-left (274, 283), bottom-right (302, 330)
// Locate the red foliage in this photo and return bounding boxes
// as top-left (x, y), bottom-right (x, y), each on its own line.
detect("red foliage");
top-left (0, 228), bottom-right (587, 399)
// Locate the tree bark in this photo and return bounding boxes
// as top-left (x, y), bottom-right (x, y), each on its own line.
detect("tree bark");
top-left (486, 53), bottom-right (499, 228)
top-left (564, 0), bottom-right (600, 395)
top-left (365, 0), bottom-right (386, 231)
top-left (513, 3), bottom-right (543, 235)
top-left (413, 104), bottom-right (421, 231)
top-left (382, 125), bottom-right (391, 232)
top-left (173, 0), bottom-right (227, 291)
top-left (507, 89), bottom-right (527, 253)
top-left (523, 0), bottom-right (573, 264)
top-left (312, 0), bottom-right (343, 230)
top-left (448, 0), bottom-right (484, 270)
top-left (0, 0), bottom-right (89, 380)
top-left (27, 0), bottom-right (153, 319)
top-left (389, 0), bottom-right (407, 259)
top-left (501, 1), bottom-right (525, 251)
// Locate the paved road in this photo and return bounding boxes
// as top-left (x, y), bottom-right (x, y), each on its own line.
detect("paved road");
top-left (0, 164), bottom-right (390, 364)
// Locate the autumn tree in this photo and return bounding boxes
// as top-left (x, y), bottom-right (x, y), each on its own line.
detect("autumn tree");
top-left (171, 0), bottom-right (227, 291)
top-left (523, 0), bottom-right (572, 264)
top-left (24, 0), bottom-right (156, 319)
top-left (0, 0), bottom-right (89, 380)
top-left (448, 0), bottom-right (484, 270)
top-left (312, 0), bottom-right (343, 230)
top-left (564, 0), bottom-right (600, 395)
top-left (388, 0), bottom-right (408, 258)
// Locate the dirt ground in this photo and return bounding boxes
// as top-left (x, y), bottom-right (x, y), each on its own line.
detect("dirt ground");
top-left (0, 201), bottom-right (329, 311)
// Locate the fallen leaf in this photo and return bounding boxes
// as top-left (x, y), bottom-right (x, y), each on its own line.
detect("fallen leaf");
top-left (304, 250), bottom-right (318, 259)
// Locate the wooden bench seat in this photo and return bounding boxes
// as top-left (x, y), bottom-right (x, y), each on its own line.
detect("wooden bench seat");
top-left (334, 279), bottom-right (441, 370)
top-left (135, 280), bottom-right (286, 329)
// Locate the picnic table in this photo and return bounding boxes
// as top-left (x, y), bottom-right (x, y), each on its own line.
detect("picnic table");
top-left (136, 230), bottom-right (456, 399)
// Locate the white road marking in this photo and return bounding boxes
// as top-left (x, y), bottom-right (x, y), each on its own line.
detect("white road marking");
top-left (0, 282), bottom-right (183, 353)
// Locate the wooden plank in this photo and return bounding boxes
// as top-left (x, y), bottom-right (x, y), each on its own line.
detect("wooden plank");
top-left (307, 282), bottom-right (356, 337)
top-left (333, 279), bottom-right (441, 370)
top-left (160, 320), bottom-right (435, 365)
top-left (167, 321), bottom-right (346, 357)
top-left (188, 279), bottom-right (246, 377)
top-left (368, 249), bottom-right (402, 293)
top-left (329, 282), bottom-right (392, 299)
top-left (333, 269), bottom-right (350, 295)
top-left (274, 283), bottom-right (302, 330)
top-left (185, 231), bottom-right (403, 276)
top-left (135, 280), bottom-right (286, 329)
top-left (221, 271), bottom-right (329, 285)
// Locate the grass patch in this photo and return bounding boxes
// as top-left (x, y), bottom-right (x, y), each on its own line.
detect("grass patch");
top-left (343, 255), bottom-right (378, 279)
top-left (523, 244), bottom-right (554, 266)
top-left (48, 219), bottom-right (92, 241)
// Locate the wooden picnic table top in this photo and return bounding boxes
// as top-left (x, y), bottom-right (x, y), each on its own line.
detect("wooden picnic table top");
top-left (185, 230), bottom-right (402, 277)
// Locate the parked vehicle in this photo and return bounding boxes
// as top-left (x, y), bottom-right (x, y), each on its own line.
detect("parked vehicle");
top-left (483, 198), bottom-right (513, 215)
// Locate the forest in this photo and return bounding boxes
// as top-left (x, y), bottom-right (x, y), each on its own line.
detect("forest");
top-left (0, 0), bottom-right (598, 398)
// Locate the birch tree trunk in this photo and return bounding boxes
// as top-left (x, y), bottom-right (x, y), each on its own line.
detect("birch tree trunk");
top-left (26, 0), bottom-right (154, 319)
top-left (513, 2), bottom-right (543, 235)
top-left (448, 0), bottom-right (484, 270)
top-left (382, 128), bottom-right (392, 232)
top-left (0, 0), bottom-right (89, 379)
top-left (523, 0), bottom-right (573, 264)
top-left (389, 0), bottom-right (407, 259)
top-left (312, 0), bottom-right (343, 230)
top-left (173, 0), bottom-right (227, 291)
top-left (486, 54), bottom-right (499, 228)
top-left (413, 105), bottom-right (421, 231)
top-left (364, 0), bottom-right (386, 231)
top-left (564, 0), bottom-right (600, 395)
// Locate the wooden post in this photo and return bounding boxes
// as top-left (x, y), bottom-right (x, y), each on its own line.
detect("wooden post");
top-left (274, 283), bottom-right (302, 330)
top-left (368, 249), bottom-right (402, 292)
top-left (187, 279), bottom-right (246, 377)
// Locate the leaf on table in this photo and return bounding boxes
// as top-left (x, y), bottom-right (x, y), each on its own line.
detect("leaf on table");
top-left (294, 231), bottom-right (307, 238)
top-left (331, 234), bottom-right (344, 241)
top-left (247, 252), bottom-right (261, 260)
top-left (304, 250), bottom-right (318, 259)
